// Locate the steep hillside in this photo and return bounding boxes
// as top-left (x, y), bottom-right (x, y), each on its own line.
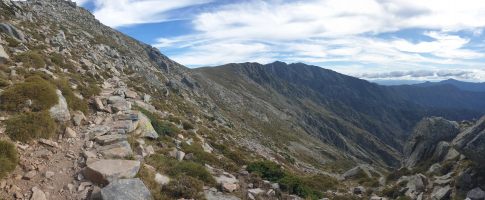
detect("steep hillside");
top-left (193, 62), bottom-right (485, 169)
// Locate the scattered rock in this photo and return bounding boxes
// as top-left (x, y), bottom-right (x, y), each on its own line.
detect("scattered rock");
top-left (83, 159), bottom-right (141, 185)
top-left (124, 90), bottom-right (138, 99)
top-left (0, 45), bottom-right (9, 64)
top-left (49, 90), bottom-right (71, 122)
top-left (222, 182), bottom-right (239, 193)
top-left (39, 139), bottom-right (59, 148)
top-left (154, 173), bottom-right (170, 186)
top-left (431, 185), bottom-right (451, 200)
top-left (467, 187), bottom-right (485, 200)
top-left (65, 127), bottom-right (77, 138)
top-left (353, 186), bottom-right (365, 195)
top-left (94, 97), bottom-right (107, 112)
top-left (136, 112), bottom-right (159, 139)
top-left (23, 170), bottom-right (37, 180)
top-left (100, 178), bottom-right (151, 200)
top-left (44, 171), bottom-right (55, 179)
top-left (30, 187), bottom-right (47, 200)
top-left (95, 134), bottom-right (127, 145)
top-left (72, 111), bottom-right (86, 126)
top-left (98, 141), bottom-right (133, 159)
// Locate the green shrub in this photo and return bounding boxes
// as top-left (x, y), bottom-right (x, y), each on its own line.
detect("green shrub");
top-left (14, 51), bottom-right (46, 68)
top-left (147, 155), bottom-right (215, 185)
top-left (302, 174), bottom-right (339, 191)
top-left (247, 161), bottom-right (285, 182)
top-left (386, 168), bottom-right (411, 182)
top-left (0, 140), bottom-right (18, 178)
top-left (279, 174), bottom-right (323, 199)
top-left (168, 161), bottom-right (215, 185)
top-left (5, 111), bottom-right (58, 142)
top-left (136, 166), bottom-right (163, 200)
top-left (5, 36), bottom-right (20, 47)
top-left (0, 76), bottom-right (58, 112)
top-left (162, 175), bottom-right (204, 199)
top-left (182, 120), bottom-right (194, 130)
top-left (210, 142), bottom-right (248, 166)
top-left (381, 184), bottom-right (404, 199)
top-left (78, 83), bottom-right (101, 98)
top-left (0, 78), bottom-right (9, 87)
top-left (54, 78), bottom-right (88, 114)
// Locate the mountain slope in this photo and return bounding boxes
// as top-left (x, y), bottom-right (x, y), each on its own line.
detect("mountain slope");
top-left (193, 62), bottom-right (485, 168)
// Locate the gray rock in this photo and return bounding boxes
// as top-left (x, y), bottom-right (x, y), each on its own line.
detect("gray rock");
top-left (467, 187), bottom-right (485, 200)
top-left (0, 23), bottom-right (25, 41)
top-left (431, 185), bottom-right (451, 200)
top-left (49, 90), bottom-right (71, 122)
top-left (124, 90), bottom-right (138, 99)
top-left (98, 141), bottom-right (133, 159)
top-left (404, 117), bottom-right (459, 168)
top-left (100, 178), bottom-right (151, 200)
top-left (72, 111), bottom-right (86, 126)
top-left (94, 97), bottom-right (107, 112)
top-left (154, 173), bottom-right (170, 186)
top-left (31, 186), bottom-right (47, 200)
top-left (353, 186), bottom-right (365, 195)
top-left (112, 101), bottom-right (131, 112)
top-left (136, 112), bottom-right (159, 139)
top-left (453, 116), bottom-right (485, 165)
top-left (23, 170), bottom-right (37, 180)
top-left (431, 141), bottom-right (450, 161)
top-left (39, 139), bottom-right (59, 148)
top-left (111, 120), bottom-right (135, 133)
top-left (95, 134), bottom-right (127, 145)
top-left (83, 159), bottom-right (141, 185)
top-left (65, 127), bottom-right (77, 138)
top-left (205, 189), bottom-right (241, 200)
top-left (0, 45), bottom-right (9, 64)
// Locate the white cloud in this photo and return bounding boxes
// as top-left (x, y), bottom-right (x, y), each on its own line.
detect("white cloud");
top-left (89, 0), bottom-right (211, 27)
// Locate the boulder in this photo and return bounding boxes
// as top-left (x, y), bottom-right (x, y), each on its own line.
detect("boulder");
top-left (223, 183), bottom-right (239, 193)
top-left (31, 187), bottom-right (47, 200)
top-left (98, 141), bottom-right (133, 159)
top-left (136, 112), bottom-right (159, 139)
top-left (404, 117), bottom-right (459, 168)
top-left (111, 120), bottom-right (135, 133)
top-left (72, 111), bottom-right (86, 126)
top-left (124, 90), bottom-right (138, 99)
top-left (0, 45), bottom-right (9, 64)
top-left (205, 189), bottom-right (241, 200)
top-left (49, 90), bottom-right (71, 122)
top-left (100, 178), bottom-right (151, 200)
top-left (95, 134), bottom-right (127, 145)
top-left (112, 101), bottom-right (131, 112)
top-left (453, 116), bottom-right (485, 165)
top-left (64, 127), bottom-right (77, 138)
top-left (94, 97), bottom-right (107, 112)
top-left (431, 185), bottom-right (451, 200)
top-left (467, 187), bottom-right (485, 200)
top-left (154, 173), bottom-right (170, 186)
top-left (353, 186), bottom-right (365, 195)
top-left (83, 159), bottom-right (140, 185)
top-left (0, 23), bottom-right (25, 41)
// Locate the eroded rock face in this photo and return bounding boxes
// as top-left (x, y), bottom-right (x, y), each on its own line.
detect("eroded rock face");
top-left (0, 22), bottom-right (25, 41)
top-left (453, 116), bottom-right (485, 165)
top-left (403, 117), bottom-right (459, 168)
top-left (100, 178), bottom-right (151, 200)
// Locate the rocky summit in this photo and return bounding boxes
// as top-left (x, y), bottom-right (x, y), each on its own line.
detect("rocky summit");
top-left (1, 0), bottom-right (485, 200)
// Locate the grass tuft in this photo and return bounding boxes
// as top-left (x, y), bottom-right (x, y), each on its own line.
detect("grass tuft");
top-left (5, 111), bottom-right (58, 142)
top-left (0, 76), bottom-right (58, 112)
top-left (0, 140), bottom-right (18, 179)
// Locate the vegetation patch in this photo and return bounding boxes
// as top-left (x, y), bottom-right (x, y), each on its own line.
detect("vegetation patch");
top-left (162, 175), bottom-right (204, 199)
top-left (5, 111), bottom-right (58, 142)
top-left (5, 36), bottom-right (20, 47)
top-left (0, 76), bottom-right (58, 112)
top-left (14, 51), bottom-right (46, 68)
top-left (147, 155), bottom-right (215, 186)
top-left (137, 107), bottom-right (180, 137)
top-left (0, 140), bottom-right (18, 179)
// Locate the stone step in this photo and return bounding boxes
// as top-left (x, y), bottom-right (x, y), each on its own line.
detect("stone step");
top-left (98, 141), bottom-right (133, 159)
top-left (95, 134), bottom-right (128, 145)
top-left (100, 178), bottom-right (151, 200)
top-left (83, 159), bottom-right (141, 185)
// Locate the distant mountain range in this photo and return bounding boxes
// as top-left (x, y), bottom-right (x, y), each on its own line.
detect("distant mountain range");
top-left (413, 79), bottom-right (485, 92)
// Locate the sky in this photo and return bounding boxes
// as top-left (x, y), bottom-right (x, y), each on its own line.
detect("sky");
top-left (72, 0), bottom-right (485, 82)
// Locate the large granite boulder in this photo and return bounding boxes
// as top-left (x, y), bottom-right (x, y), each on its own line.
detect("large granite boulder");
top-left (136, 112), bottom-right (159, 139)
top-left (403, 117), bottom-right (459, 168)
top-left (49, 90), bottom-right (71, 122)
top-left (453, 116), bottom-right (485, 165)
top-left (100, 178), bottom-right (151, 200)
top-left (83, 159), bottom-right (140, 185)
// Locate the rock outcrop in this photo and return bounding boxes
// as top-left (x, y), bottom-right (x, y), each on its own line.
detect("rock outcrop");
top-left (453, 116), bottom-right (485, 165)
top-left (100, 178), bottom-right (151, 200)
top-left (403, 117), bottom-right (460, 168)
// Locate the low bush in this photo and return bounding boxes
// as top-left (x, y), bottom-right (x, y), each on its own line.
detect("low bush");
top-left (78, 82), bottom-right (101, 98)
top-left (5, 36), bottom-right (20, 47)
top-left (0, 78), bottom-right (9, 87)
top-left (247, 161), bottom-right (285, 182)
top-left (136, 166), bottom-right (163, 199)
top-left (210, 142), bottom-right (249, 166)
top-left (0, 140), bottom-right (18, 178)
top-left (279, 174), bottom-right (323, 199)
top-left (162, 175), bottom-right (204, 199)
top-left (14, 51), bottom-right (45, 68)
top-left (0, 76), bottom-right (58, 112)
top-left (182, 120), bottom-right (194, 130)
top-left (147, 155), bottom-right (215, 186)
top-left (5, 111), bottom-right (58, 142)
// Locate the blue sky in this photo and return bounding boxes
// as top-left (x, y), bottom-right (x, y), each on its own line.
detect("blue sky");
top-left (73, 0), bottom-right (485, 82)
